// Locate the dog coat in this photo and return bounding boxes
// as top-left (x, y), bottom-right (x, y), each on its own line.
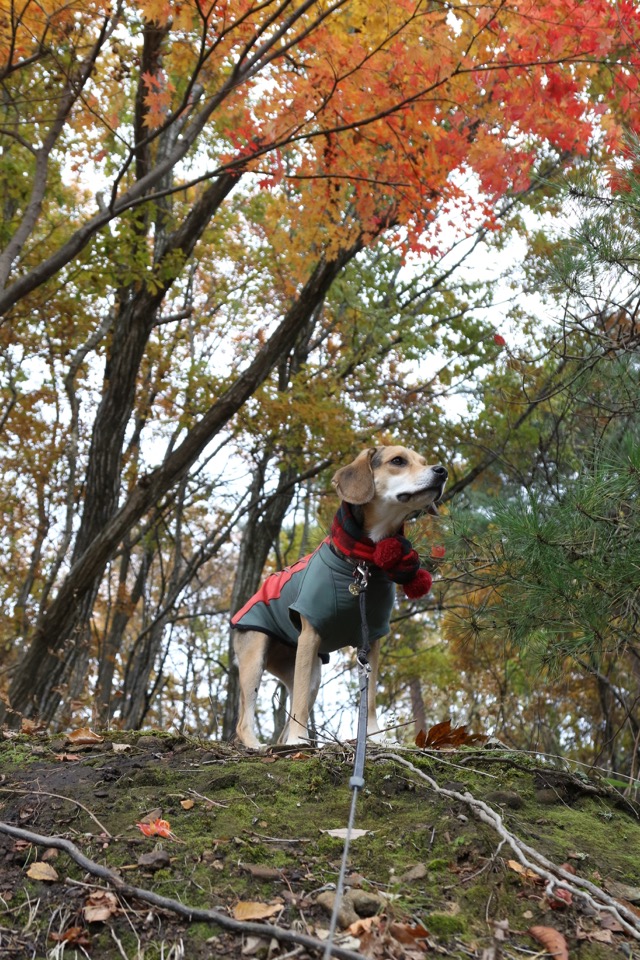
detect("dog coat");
top-left (231, 539), bottom-right (396, 661)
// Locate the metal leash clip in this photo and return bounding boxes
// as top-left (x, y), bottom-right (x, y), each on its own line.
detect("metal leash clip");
top-left (349, 562), bottom-right (370, 596)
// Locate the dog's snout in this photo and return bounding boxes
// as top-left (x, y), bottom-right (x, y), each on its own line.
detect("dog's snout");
top-left (432, 465), bottom-right (448, 479)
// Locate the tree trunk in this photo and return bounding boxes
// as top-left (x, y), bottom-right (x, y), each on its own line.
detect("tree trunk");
top-left (409, 677), bottom-right (427, 737)
top-left (2, 246), bottom-right (359, 727)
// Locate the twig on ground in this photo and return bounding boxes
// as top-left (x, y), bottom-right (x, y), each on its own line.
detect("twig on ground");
top-left (375, 752), bottom-right (640, 941)
top-left (0, 821), bottom-right (363, 960)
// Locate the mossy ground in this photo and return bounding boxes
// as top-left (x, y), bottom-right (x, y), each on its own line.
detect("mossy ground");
top-left (0, 733), bottom-right (639, 958)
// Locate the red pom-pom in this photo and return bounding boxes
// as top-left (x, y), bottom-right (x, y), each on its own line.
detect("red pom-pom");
top-left (373, 538), bottom-right (404, 569)
top-left (403, 569), bottom-right (432, 599)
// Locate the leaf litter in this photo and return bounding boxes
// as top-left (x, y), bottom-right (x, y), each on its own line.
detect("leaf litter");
top-left (0, 731), bottom-right (639, 958)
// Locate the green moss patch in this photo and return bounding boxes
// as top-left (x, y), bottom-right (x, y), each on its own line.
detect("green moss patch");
top-left (0, 736), bottom-right (638, 959)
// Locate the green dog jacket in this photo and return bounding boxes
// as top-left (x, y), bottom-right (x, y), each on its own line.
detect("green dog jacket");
top-left (231, 539), bottom-right (396, 660)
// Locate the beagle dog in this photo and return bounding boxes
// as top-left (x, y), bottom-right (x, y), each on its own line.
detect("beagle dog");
top-left (231, 446), bottom-right (447, 748)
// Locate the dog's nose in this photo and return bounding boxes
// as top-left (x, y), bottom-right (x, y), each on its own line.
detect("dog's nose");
top-left (432, 465), bottom-right (448, 479)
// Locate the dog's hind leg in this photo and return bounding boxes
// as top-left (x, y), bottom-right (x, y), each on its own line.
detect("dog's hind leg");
top-left (234, 629), bottom-right (269, 749)
top-left (285, 617), bottom-right (321, 745)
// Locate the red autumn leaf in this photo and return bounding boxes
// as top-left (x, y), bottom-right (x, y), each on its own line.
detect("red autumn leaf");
top-left (49, 926), bottom-right (91, 946)
top-left (528, 926), bottom-right (569, 960)
top-left (136, 818), bottom-right (173, 838)
top-left (547, 887), bottom-right (573, 909)
top-left (431, 544), bottom-right (446, 558)
top-left (415, 719), bottom-right (487, 749)
top-left (493, 333), bottom-right (507, 346)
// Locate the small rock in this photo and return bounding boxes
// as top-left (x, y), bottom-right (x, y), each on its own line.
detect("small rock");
top-left (486, 790), bottom-right (525, 809)
top-left (399, 863), bottom-right (428, 883)
top-left (137, 850), bottom-right (171, 871)
top-left (349, 889), bottom-right (386, 917)
top-left (136, 735), bottom-right (165, 751)
top-left (605, 880), bottom-right (640, 904)
top-left (316, 891), bottom-right (358, 928)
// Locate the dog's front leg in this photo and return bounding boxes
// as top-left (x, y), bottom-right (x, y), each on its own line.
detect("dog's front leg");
top-left (286, 617), bottom-right (321, 745)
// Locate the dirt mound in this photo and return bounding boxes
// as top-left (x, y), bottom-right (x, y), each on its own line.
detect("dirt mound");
top-left (1, 732), bottom-right (639, 958)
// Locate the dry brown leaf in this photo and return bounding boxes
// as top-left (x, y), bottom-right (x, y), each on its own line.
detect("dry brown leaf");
top-left (528, 925), bottom-right (569, 960)
top-left (83, 890), bottom-right (118, 923)
top-left (577, 928), bottom-right (614, 944)
top-left (66, 727), bottom-right (104, 745)
top-left (53, 753), bottom-right (81, 762)
top-left (49, 926), bottom-right (91, 946)
top-left (388, 920), bottom-right (429, 946)
top-left (346, 916), bottom-right (382, 937)
top-left (180, 799), bottom-right (195, 810)
top-left (232, 901), bottom-right (283, 921)
top-left (21, 718), bottom-right (45, 735)
top-left (415, 718), bottom-right (487, 750)
top-left (507, 859), bottom-right (542, 882)
top-left (26, 861), bottom-right (58, 882)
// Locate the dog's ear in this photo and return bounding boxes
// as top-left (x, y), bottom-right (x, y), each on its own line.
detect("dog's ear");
top-left (332, 449), bottom-right (377, 504)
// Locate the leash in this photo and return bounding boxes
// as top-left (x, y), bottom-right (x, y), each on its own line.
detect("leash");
top-left (323, 562), bottom-right (371, 960)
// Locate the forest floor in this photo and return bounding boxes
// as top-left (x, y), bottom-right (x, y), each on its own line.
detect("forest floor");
top-left (0, 731), bottom-right (639, 960)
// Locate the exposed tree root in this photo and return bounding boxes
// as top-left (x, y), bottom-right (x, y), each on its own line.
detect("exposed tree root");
top-left (376, 752), bottom-right (640, 941)
top-left (0, 821), bottom-right (362, 960)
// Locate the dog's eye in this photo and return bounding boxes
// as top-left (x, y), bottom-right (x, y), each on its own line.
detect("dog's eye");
top-left (390, 456), bottom-right (407, 466)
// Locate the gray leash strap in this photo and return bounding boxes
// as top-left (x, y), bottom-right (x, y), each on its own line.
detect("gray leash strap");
top-left (323, 566), bottom-right (371, 959)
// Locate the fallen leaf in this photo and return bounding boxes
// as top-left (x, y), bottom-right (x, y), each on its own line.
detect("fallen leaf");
top-left (83, 890), bottom-right (118, 923)
top-left (507, 860), bottom-right (542, 882)
top-left (388, 920), bottom-right (429, 945)
top-left (321, 828), bottom-right (370, 839)
top-left (242, 936), bottom-right (270, 955)
top-left (180, 799), bottom-right (195, 810)
top-left (136, 818), bottom-right (174, 839)
top-left (112, 743), bottom-right (131, 753)
top-left (21, 718), bottom-right (45, 735)
top-left (347, 916), bottom-right (382, 936)
top-left (415, 719), bottom-right (487, 750)
top-left (547, 887), bottom-right (573, 909)
top-left (66, 727), bottom-right (104, 745)
top-left (138, 808), bottom-right (162, 823)
top-left (528, 925), bottom-right (569, 960)
top-left (232, 901), bottom-right (283, 921)
top-left (577, 928), bottom-right (614, 943)
top-left (53, 753), bottom-right (81, 762)
top-left (26, 862), bottom-right (58, 882)
top-left (49, 926), bottom-right (91, 946)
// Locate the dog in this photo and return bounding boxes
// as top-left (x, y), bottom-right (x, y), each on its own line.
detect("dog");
top-left (231, 446), bottom-right (448, 748)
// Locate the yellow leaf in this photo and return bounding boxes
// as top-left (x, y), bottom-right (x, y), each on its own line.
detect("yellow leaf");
top-left (26, 862), bottom-right (58, 882)
top-left (232, 901), bottom-right (283, 921)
